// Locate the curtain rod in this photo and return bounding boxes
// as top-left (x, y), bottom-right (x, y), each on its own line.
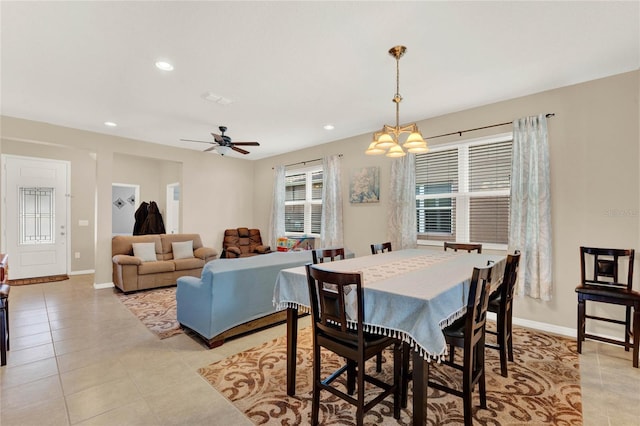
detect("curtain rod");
top-left (273, 154), bottom-right (343, 169)
top-left (425, 113), bottom-right (555, 140)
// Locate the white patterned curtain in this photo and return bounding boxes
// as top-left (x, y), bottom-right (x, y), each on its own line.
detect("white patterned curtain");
top-left (321, 155), bottom-right (344, 248)
top-left (268, 165), bottom-right (286, 249)
top-left (388, 154), bottom-right (417, 250)
top-left (509, 114), bottom-right (552, 300)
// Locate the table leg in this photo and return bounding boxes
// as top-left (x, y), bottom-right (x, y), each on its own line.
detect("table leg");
top-left (286, 306), bottom-right (299, 396)
top-left (412, 351), bottom-right (428, 426)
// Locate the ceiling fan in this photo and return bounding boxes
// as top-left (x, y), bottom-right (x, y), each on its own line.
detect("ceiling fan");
top-left (180, 126), bottom-right (260, 155)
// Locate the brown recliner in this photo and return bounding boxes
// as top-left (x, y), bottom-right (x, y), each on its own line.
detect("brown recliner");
top-left (222, 227), bottom-right (271, 258)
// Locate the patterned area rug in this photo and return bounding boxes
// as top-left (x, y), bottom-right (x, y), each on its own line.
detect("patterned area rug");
top-left (116, 287), bottom-right (183, 339)
top-left (199, 326), bottom-right (582, 425)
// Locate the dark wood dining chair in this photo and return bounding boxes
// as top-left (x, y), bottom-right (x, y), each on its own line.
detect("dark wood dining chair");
top-left (305, 264), bottom-right (401, 426)
top-left (311, 248), bottom-right (346, 264)
top-left (576, 247), bottom-right (640, 367)
top-left (485, 250), bottom-right (521, 377)
top-left (444, 242), bottom-right (483, 253)
top-left (369, 242), bottom-right (393, 371)
top-left (407, 262), bottom-right (495, 426)
top-left (370, 242), bottom-right (392, 255)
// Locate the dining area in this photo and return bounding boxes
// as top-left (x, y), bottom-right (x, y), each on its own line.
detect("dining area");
top-left (272, 244), bottom-right (521, 425)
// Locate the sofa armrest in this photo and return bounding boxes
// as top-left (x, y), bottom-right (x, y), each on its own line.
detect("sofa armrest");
top-left (225, 246), bottom-right (242, 258)
top-left (113, 254), bottom-right (142, 265)
top-left (254, 245), bottom-right (271, 254)
top-left (194, 246), bottom-right (218, 260)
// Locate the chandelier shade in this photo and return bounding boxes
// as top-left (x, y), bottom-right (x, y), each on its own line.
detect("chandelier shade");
top-left (365, 45), bottom-right (429, 157)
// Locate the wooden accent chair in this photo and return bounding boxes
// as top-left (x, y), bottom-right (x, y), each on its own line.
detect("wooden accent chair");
top-left (305, 264), bottom-right (401, 426)
top-left (311, 248), bottom-right (345, 264)
top-left (403, 262), bottom-right (496, 425)
top-left (576, 247), bottom-right (640, 367)
top-left (486, 251), bottom-right (521, 377)
top-left (444, 242), bottom-right (483, 253)
top-left (370, 242), bottom-right (392, 255)
top-left (370, 241), bottom-right (393, 371)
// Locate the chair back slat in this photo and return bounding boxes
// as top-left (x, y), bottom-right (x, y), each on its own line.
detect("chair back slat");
top-left (444, 242), bottom-right (483, 253)
top-left (312, 248), bottom-right (346, 264)
top-left (305, 263), bottom-right (363, 341)
top-left (370, 242), bottom-right (392, 255)
top-left (581, 247), bottom-right (634, 291)
top-left (498, 250), bottom-right (522, 307)
top-left (466, 264), bottom-right (495, 346)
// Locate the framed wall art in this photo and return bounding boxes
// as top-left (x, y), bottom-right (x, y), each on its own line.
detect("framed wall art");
top-left (349, 166), bottom-right (380, 203)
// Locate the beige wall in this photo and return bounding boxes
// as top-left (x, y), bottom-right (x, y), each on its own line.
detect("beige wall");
top-left (0, 118), bottom-right (256, 285)
top-left (1, 70), bottom-right (638, 334)
top-left (254, 70), bottom-right (640, 333)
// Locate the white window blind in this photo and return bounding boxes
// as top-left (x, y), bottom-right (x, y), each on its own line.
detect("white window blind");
top-left (415, 134), bottom-right (512, 246)
top-left (285, 166), bottom-right (322, 235)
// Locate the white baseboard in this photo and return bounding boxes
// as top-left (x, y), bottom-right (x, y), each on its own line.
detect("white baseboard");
top-left (93, 282), bottom-right (114, 290)
top-left (69, 269), bottom-right (95, 276)
top-left (487, 312), bottom-right (576, 338)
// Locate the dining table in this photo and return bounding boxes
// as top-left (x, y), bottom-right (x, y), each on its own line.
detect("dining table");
top-left (272, 247), bottom-right (506, 426)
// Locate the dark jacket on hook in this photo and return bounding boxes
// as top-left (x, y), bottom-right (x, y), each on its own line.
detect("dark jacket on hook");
top-left (132, 201), bottom-right (149, 235)
top-left (139, 201), bottom-right (166, 235)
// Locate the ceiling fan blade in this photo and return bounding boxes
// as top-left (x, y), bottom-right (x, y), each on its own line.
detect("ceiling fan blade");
top-left (231, 146), bottom-right (250, 155)
top-left (231, 141), bottom-right (260, 146)
top-left (180, 138), bottom-right (213, 144)
top-left (204, 145), bottom-right (218, 152)
top-left (211, 133), bottom-right (224, 143)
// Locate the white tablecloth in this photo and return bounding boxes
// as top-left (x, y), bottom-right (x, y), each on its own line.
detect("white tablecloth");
top-left (273, 248), bottom-right (505, 360)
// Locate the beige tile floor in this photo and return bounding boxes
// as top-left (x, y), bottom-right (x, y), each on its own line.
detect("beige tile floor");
top-left (1, 274), bottom-right (639, 425)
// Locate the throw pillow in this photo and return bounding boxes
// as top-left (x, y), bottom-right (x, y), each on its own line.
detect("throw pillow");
top-left (172, 240), bottom-right (194, 260)
top-left (132, 242), bottom-right (157, 262)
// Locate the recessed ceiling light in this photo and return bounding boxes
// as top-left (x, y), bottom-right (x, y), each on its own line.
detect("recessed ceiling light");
top-left (104, 121), bottom-right (117, 127)
top-left (323, 124), bottom-right (335, 130)
top-left (155, 61), bottom-right (174, 71)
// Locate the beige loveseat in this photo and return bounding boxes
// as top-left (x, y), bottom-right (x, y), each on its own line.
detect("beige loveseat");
top-left (112, 233), bottom-right (218, 293)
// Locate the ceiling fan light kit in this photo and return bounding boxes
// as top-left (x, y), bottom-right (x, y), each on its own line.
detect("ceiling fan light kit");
top-left (365, 45), bottom-right (429, 157)
top-left (180, 126), bottom-right (260, 156)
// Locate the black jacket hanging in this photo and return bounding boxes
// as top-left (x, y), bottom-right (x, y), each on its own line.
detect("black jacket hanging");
top-left (139, 201), bottom-right (166, 234)
top-left (132, 201), bottom-right (149, 235)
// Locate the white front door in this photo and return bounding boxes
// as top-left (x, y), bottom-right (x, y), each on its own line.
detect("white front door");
top-left (2, 155), bottom-right (69, 279)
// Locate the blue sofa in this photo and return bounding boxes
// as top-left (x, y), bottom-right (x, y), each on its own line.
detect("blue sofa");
top-left (176, 250), bottom-right (314, 347)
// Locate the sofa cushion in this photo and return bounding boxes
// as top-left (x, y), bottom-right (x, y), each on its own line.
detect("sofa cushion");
top-left (238, 227), bottom-right (250, 237)
top-left (172, 240), bottom-right (194, 260)
top-left (132, 242), bottom-right (158, 262)
top-left (174, 257), bottom-right (205, 271)
top-left (138, 260), bottom-right (175, 275)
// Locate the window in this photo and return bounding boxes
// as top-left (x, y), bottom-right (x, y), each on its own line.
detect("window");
top-left (416, 134), bottom-right (512, 247)
top-left (20, 187), bottom-right (55, 245)
top-left (285, 166), bottom-right (322, 235)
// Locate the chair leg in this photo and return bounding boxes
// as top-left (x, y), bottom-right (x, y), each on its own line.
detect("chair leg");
top-left (3, 298), bottom-right (8, 352)
top-left (497, 311), bottom-right (508, 377)
top-left (393, 342), bottom-right (401, 419)
top-left (1, 305), bottom-right (7, 367)
top-left (462, 355), bottom-right (473, 426)
top-left (311, 345), bottom-right (321, 426)
top-left (577, 299), bottom-right (585, 354)
top-left (506, 313), bottom-right (514, 362)
top-left (356, 358), bottom-right (365, 426)
top-left (376, 352), bottom-right (382, 372)
top-left (633, 307), bottom-right (639, 368)
top-left (401, 342), bottom-right (410, 408)
top-left (625, 306), bottom-right (632, 352)
top-left (347, 359), bottom-right (356, 395)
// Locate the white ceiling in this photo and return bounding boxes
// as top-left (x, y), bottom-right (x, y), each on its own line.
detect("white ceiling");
top-left (1, 1), bottom-right (638, 160)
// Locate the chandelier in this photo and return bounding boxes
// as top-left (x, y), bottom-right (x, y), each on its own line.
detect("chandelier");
top-left (365, 46), bottom-right (428, 157)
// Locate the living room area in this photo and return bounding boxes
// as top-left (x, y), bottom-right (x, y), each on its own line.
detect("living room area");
top-left (1, 1), bottom-right (640, 425)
